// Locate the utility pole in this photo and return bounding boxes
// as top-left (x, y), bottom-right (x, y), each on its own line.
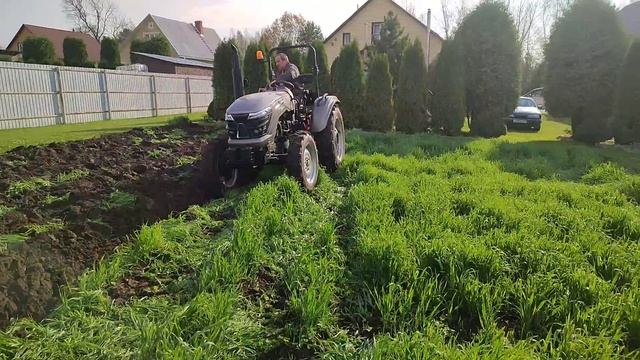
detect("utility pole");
top-left (426, 8), bottom-right (432, 73)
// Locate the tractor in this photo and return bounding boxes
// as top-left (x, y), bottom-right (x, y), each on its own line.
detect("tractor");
top-left (210, 44), bottom-right (345, 191)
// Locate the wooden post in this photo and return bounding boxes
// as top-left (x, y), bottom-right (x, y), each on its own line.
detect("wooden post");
top-left (55, 67), bottom-right (66, 125)
top-left (152, 75), bottom-right (159, 117)
top-left (103, 69), bottom-right (112, 120)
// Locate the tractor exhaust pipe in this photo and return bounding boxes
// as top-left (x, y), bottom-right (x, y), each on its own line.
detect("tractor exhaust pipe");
top-left (231, 43), bottom-right (244, 100)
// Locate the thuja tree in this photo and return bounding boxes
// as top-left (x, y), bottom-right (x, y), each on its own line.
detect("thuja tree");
top-left (613, 39), bottom-right (640, 145)
top-left (395, 39), bottom-right (428, 134)
top-left (364, 53), bottom-right (394, 132)
top-left (431, 40), bottom-right (466, 136)
top-left (332, 41), bottom-right (365, 128)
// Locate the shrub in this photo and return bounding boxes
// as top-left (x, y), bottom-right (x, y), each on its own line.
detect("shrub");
top-left (243, 41), bottom-right (269, 94)
top-left (395, 39), bottom-right (428, 134)
top-left (99, 37), bottom-right (120, 69)
top-left (364, 53), bottom-right (394, 132)
top-left (332, 41), bottom-right (365, 129)
top-left (431, 40), bottom-right (465, 136)
top-left (305, 40), bottom-right (331, 95)
top-left (131, 36), bottom-right (171, 57)
top-left (613, 39), bottom-right (640, 145)
top-left (168, 115), bottom-right (192, 127)
top-left (457, 1), bottom-right (520, 138)
top-left (211, 40), bottom-right (236, 120)
top-left (545, 0), bottom-right (627, 144)
top-left (22, 37), bottom-right (57, 65)
top-left (63, 38), bottom-right (92, 67)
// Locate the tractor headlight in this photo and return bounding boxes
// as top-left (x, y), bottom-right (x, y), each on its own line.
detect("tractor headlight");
top-left (225, 113), bottom-right (234, 122)
top-left (248, 108), bottom-right (272, 121)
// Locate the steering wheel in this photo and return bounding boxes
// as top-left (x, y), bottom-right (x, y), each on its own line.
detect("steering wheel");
top-left (268, 80), bottom-right (296, 92)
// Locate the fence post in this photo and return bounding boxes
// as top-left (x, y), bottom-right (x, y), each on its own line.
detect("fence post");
top-left (152, 75), bottom-right (159, 117)
top-left (103, 69), bottom-right (112, 120)
top-left (186, 77), bottom-right (192, 113)
top-left (55, 67), bottom-right (66, 125)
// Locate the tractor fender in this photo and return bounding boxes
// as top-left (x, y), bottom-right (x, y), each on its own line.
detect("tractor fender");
top-left (311, 95), bottom-right (340, 133)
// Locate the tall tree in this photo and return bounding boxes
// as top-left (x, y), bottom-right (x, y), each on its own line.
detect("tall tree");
top-left (333, 42), bottom-right (365, 129)
top-left (457, 1), bottom-right (520, 138)
top-left (396, 40), bottom-right (429, 134)
top-left (211, 40), bottom-right (237, 120)
top-left (613, 39), bottom-right (640, 145)
top-left (545, 0), bottom-right (627, 144)
top-left (439, 0), bottom-right (470, 39)
top-left (63, 37), bottom-right (91, 67)
top-left (431, 40), bottom-right (465, 136)
top-left (62, 0), bottom-right (131, 40)
top-left (261, 12), bottom-right (314, 48)
top-left (22, 37), bottom-right (57, 65)
top-left (99, 37), bottom-right (120, 69)
top-left (372, 11), bottom-right (410, 86)
top-left (305, 40), bottom-right (330, 95)
top-left (130, 37), bottom-right (171, 57)
top-left (243, 41), bottom-right (269, 94)
top-left (298, 21), bottom-right (324, 45)
top-left (364, 53), bottom-right (394, 132)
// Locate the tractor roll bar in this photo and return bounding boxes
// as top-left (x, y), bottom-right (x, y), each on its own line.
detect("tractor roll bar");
top-left (268, 45), bottom-right (320, 96)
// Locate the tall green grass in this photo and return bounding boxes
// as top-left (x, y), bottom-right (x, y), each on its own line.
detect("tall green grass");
top-left (2, 130), bottom-right (639, 358)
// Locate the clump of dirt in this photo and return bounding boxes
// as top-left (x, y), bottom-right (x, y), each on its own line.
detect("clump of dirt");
top-left (0, 124), bottom-right (224, 328)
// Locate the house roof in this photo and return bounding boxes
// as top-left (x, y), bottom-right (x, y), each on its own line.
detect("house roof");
top-left (619, 1), bottom-right (640, 37)
top-left (324, 0), bottom-right (443, 43)
top-left (150, 15), bottom-right (220, 61)
top-left (131, 52), bottom-right (213, 68)
top-left (7, 24), bottom-right (101, 62)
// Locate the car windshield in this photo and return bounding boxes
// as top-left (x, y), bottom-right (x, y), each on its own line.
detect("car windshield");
top-left (518, 98), bottom-right (537, 107)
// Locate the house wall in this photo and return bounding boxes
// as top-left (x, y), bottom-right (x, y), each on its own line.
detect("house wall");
top-left (324, 0), bottom-right (442, 69)
top-left (120, 16), bottom-right (178, 65)
top-left (6, 29), bottom-right (37, 61)
top-left (175, 65), bottom-right (212, 77)
top-left (131, 53), bottom-right (177, 74)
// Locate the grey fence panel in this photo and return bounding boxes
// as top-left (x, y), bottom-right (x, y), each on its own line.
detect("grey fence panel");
top-left (0, 62), bottom-right (212, 130)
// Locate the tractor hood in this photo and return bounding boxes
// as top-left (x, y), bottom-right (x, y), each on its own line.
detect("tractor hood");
top-left (226, 91), bottom-right (292, 115)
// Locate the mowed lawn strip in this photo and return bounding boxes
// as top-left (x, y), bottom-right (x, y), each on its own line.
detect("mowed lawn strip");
top-left (0, 113), bottom-right (206, 154)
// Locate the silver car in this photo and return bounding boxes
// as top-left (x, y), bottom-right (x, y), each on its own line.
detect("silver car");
top-left (506, 97), bottom-right (543, 132)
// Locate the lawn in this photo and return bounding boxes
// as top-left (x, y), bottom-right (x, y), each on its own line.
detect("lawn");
top-left (2, 122), bottom-right (639, 358)
top-left (0, 113), bottom-right (206, 154)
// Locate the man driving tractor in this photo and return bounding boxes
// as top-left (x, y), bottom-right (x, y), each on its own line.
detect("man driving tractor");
top-left (275, 53), bottom-right (300, 83)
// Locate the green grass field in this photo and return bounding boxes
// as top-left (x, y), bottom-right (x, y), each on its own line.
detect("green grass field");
top-left (0, 113), bottom-right (206, 154)
top-left (1, 116), bottom-right (640, 358)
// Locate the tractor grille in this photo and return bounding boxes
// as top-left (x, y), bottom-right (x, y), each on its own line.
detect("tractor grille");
top-left (226, 113), bottom-right (269, 139)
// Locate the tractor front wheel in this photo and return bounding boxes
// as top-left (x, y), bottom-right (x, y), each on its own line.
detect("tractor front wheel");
top-left (287, 132), bottom-right (320, 191)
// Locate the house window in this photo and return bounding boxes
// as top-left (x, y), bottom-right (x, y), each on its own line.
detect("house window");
top-left (343, 33), bottom-right (351, 46)
top-left (144, 33), bottom-right (159, 40)
top-left (372, 22), bottom-right (383, 42)
top-left (148, 22), bottom-right (154, 29)
top-left (17, 42), bottom-right (23, 52)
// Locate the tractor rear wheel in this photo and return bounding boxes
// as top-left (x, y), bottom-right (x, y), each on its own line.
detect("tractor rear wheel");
top-left (315, 105), bottom-right (345, 173)
top-left (287, 132), bottom-right (319, 191)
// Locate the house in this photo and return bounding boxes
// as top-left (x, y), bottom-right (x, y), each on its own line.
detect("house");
top-left (619, 1), bottom-right (640, 38)
top-left (3, 24), bottom-right (100, 63)
top-left (131, 52), bottom-right (213, 76)
top-left (324, 0), bottom-right (443, 68)
top-left (120, 15), bottom-right (221, 65)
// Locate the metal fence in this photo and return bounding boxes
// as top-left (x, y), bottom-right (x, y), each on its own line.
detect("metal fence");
top-left (0, 62), bottom-right (213, 130)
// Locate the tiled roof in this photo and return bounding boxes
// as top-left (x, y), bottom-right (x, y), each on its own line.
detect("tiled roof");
top-left (131, 52), bottom-right (213, 68)
top-left (150, 15), bottom-right (220, 61)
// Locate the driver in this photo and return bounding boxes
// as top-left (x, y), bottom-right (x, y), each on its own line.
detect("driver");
top-left (275, 53), bottom-right (300, 83)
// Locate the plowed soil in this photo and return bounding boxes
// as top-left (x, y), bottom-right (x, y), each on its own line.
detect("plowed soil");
top-left (0, 124), bottom-right (223, 328)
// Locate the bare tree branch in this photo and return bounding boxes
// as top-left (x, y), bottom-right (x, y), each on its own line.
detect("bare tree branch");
top-left (62, 0), bottom-right (129, 40)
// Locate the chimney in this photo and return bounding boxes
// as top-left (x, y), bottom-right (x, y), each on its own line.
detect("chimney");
top-left (195, 20), bottom-right (203, 35)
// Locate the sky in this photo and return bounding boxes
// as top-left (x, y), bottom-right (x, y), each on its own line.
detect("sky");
top-left (0, 0), bottom-right (634, 47)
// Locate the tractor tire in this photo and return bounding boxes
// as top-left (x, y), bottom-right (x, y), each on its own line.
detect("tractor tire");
top-left (199, 138), bottom-right (256, 198)
top-left (315, 105), bottom-right (346, 173)
top-left (287, 132), bottom-right (320, 191)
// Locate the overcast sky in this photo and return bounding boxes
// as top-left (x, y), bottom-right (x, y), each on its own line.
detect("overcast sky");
top-left (0, 0), bottom-right (634, 47)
